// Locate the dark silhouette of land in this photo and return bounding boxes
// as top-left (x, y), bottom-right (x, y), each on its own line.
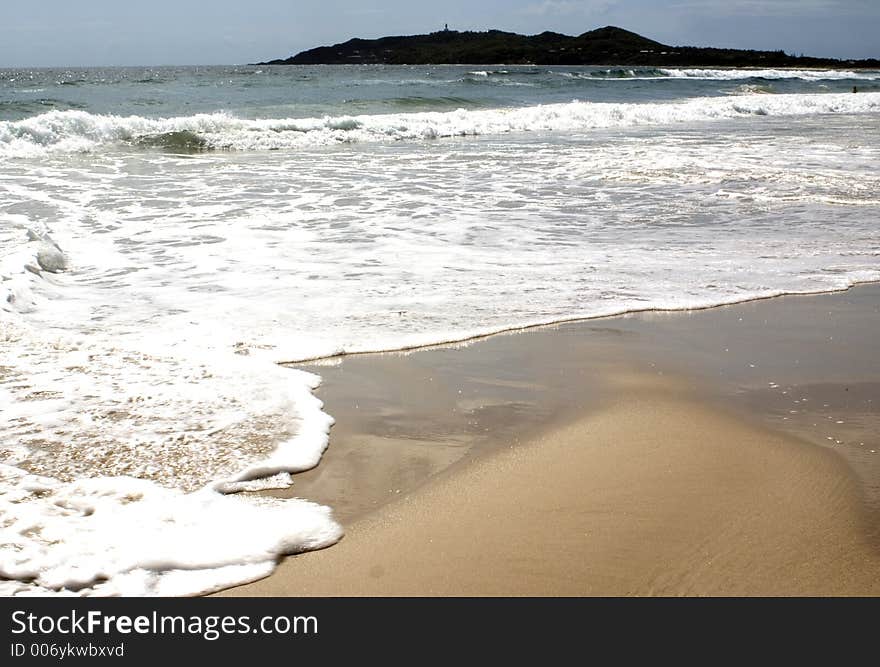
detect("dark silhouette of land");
top-left (256, 26), bottom-right (879, 68)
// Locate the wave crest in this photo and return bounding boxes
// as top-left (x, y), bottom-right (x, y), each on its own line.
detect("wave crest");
top-left (660, 68), bottom-right (880, 81)
top-left (2, 92), bottom-right (878, 156)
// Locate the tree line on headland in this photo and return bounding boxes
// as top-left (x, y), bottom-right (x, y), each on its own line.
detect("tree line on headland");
top-left (257, 26), bottom-right (880, 68)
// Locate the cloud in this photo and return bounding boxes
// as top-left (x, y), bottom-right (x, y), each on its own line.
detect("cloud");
top-left (345, 8), bottom-right (386, 17)
top-left (520, 1), bottom-right (617, 17)
top-left (668, 0), bottom-right (878, 17)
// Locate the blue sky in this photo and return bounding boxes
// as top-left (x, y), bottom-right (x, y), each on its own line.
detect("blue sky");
top-left (1, 1), bottom-right (878, 66)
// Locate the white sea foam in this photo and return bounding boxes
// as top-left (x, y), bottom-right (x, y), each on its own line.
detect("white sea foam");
top-left (561, 67), bottom-right (880, 81)
top-left (1, 92), bottom-right (878, 156)
top-left (0, 465), bottom-right (341, 596)
top-left (0, 304), bottom-right (341, 595)
top-left (2, 215), bottom-right (343, 595)
top-left (659, 68), bottom-right (880, 81)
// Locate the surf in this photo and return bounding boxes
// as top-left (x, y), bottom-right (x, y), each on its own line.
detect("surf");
top-left (2, 91), bottom-right (879, 156)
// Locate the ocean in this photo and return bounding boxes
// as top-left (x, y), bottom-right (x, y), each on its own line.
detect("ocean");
top-left (2, 64), bottom-right (879, 595)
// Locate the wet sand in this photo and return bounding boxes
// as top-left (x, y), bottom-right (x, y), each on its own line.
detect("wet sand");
top-left (223, 284), bottom-right (880, 596)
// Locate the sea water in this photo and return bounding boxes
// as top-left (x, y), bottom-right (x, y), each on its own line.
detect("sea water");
top-left (2, 65), bottom-right (879, 595)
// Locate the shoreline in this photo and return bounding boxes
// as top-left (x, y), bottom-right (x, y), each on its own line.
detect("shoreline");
top-left (223, 283), bottom-right (880, 596)
top-left (277, 280), bottom-right (880, 365)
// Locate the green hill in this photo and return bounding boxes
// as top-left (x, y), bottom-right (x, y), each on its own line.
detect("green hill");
top-left (257, 26), bottom-right (879, 68)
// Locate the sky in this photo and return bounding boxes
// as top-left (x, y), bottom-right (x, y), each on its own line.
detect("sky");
top-left (1, 1), bottom-right (878, 67)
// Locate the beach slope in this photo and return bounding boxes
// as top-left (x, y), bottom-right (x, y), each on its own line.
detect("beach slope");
top-left (224, 373), bottom-right (880, 596)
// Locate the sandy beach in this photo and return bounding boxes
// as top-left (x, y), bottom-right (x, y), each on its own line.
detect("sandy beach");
top-left (219, 284), bottom-right (880, 596)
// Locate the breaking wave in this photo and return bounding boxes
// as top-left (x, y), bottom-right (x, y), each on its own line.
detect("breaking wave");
top-left (558, 67), bottom-right (880, 81)
top-left (659, 67), bottom-right (880, 81)
top-left (2, 92), bottom-right (878, 156)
